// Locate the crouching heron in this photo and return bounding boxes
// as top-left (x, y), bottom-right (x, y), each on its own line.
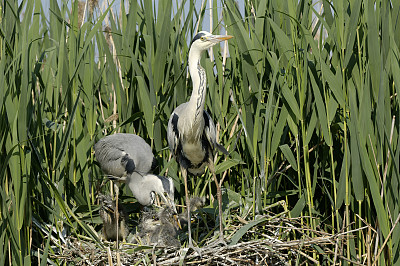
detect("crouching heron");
top-left (94, 133), bottom-right (177, 213)
top-left (167, 31), bottom-right (233, 250)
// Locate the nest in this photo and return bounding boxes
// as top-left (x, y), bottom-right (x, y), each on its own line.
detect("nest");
top-left (133, 206), bottom-right (181, 247)
top-left (51, 204), bottom-right (357, 265)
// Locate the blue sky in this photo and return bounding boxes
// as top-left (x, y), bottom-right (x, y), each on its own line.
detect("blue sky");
top-left (40, 0), bottom-right (245, 32)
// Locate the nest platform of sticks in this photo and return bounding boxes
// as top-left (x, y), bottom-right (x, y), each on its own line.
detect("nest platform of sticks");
top-left (52, 204), bottom-right (358, 265)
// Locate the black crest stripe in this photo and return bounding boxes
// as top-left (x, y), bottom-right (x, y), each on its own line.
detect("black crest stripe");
top-left (190, 32), bottom-right (206, 47)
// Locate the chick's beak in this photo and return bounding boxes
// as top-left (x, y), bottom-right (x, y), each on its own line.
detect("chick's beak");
top-left (174, 214), bottom-right (182, 229)
top-left (159, 192), bottom-right (181, 229)
top-left (166, 195), bottom-right (178, 214)
top-left (165, 195), bottom-right (182, 229)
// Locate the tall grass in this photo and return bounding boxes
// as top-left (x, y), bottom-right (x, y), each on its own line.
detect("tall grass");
top-left (0, 0), bottom-right (399, 264)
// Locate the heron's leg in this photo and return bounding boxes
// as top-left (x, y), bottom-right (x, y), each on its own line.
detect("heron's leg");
top-left (181, 166), bottom-right (192, 244)
top-left (114, 182), bottom-right (120, 246)
top-left (181, 166), bottom-right (202, 255)
top-left (208, 159), bottom-right (225, 244)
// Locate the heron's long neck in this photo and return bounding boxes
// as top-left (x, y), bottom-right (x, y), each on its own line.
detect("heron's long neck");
top-left (127, 173), bottom-right (152, 205)
top-left (188, 48), bottom-right (207, 123)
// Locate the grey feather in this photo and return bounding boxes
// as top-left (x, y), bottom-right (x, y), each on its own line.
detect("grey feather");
top-left (94, 133), bottom-right (157, 178)
top-left (167, 106), bottom-right (227, 175)
top-left (95, 134), bottom-right (177, 211)
top-left (136, 207), bottom-right (180, 247)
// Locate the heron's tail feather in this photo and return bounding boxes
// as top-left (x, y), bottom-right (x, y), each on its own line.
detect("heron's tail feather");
top-left (215, 142), bottom-right (229, 156)
top-left (216, 128), bottom-right (243, 157)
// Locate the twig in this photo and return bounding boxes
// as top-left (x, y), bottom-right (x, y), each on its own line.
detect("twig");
top-left (296, 249), bottom-right (319, 264)
top-left (107, 247), bottom-right (113, 266)
top-left (372, 213), bottom-right (400, 266)
top-left (325, 247), bottom-right (365, 266)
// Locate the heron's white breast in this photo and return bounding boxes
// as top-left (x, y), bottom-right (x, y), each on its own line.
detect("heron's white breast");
top-left (182, 141), bottom-right (205, 165)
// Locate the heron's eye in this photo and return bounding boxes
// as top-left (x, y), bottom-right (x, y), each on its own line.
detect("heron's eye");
top-left (200, 36), bottom-right (205, 41)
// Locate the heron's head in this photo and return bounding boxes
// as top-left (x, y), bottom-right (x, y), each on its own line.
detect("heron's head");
top-left (148, 175), bottom-right (178, 214)
top-left (190, 31), bottom-right (233, 52)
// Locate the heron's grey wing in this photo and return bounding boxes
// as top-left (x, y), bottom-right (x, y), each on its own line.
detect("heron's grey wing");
top-left (168, 105), bottom-right (194, 170)
top-left (112, 133), bottom-right (157, 174)
top-left (203, 110), bottom-right (229, 156)
top-left (95, 133), bottom-right (156, 178)
top-left (94, 136), bottom-right (136, 177)
top-left (167, 111), bottom-right (180, 157)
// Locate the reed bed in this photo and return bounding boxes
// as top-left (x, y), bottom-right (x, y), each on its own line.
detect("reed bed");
top-left (0, 0), bottom-right (399, 264)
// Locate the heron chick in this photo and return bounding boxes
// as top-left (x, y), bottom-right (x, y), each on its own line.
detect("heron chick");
top-left (94, 133), bottom-right (177, 212)
top-left (98, 194), bottom-right (129, 242)
top-left (135, 207), bottom-right (181, 247)
top-left (135, 197), bottom-right (204, 247)
top-left (178, 197), bottom-right (205, 228)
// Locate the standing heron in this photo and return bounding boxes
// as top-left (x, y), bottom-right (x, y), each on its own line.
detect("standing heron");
top-left (167, 31), bottom-right (232, 249)
top-left (94, 133), bottom-right (177, 212)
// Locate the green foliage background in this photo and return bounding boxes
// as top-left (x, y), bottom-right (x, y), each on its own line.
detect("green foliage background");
top-left (0, 0), bottom-right (399, 264)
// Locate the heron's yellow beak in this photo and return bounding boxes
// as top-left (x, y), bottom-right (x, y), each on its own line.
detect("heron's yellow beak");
top-left (163, 195), bottom-right (181, 229)
top-left (169, 201), bottom-right (181, 229)
top-left (215, 35), bottom-right (233, 41)
top-left (167, 196), bottom-right (178, 215)
top-left (160, 192), bottom-right (179, 213)
top-left (173, 214), bottom-right (182, 229)
top-left (209, 35), bottom-right (234, 43)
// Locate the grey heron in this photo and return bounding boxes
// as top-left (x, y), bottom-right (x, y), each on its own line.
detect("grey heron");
top-left (167, 31), bottom-right (233, 249)
top-left (94, 133), bottom-right (177, 212)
